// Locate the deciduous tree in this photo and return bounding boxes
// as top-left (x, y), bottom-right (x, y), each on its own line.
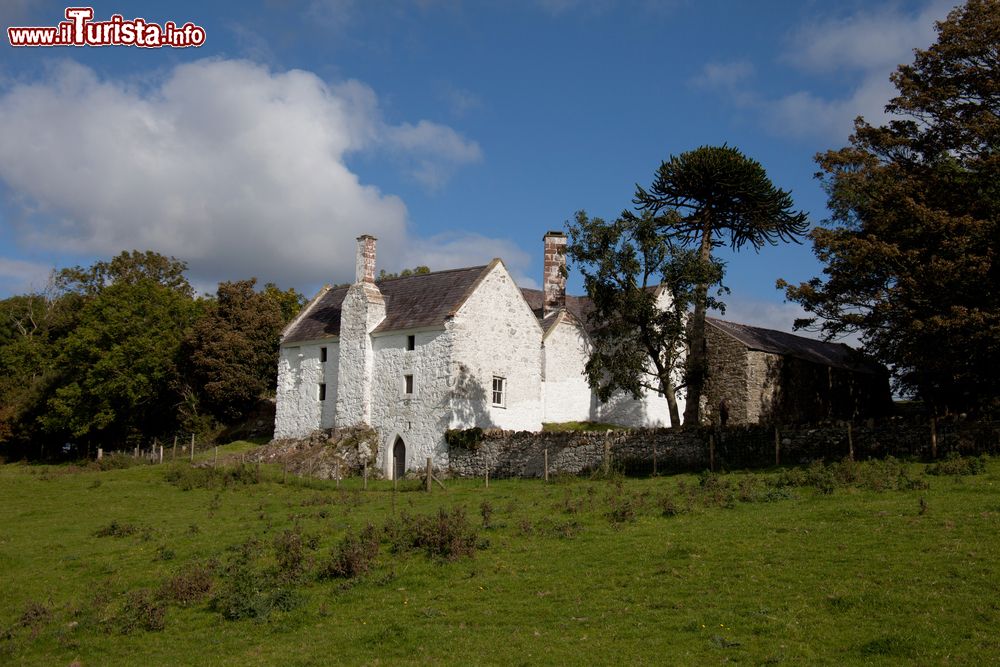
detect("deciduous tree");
top-left (779, 0), bottom-right (999, 414)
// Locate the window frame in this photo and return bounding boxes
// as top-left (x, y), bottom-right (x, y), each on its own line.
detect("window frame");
top-left (406, 335), bottom-right (416, 351)
top-left (320, 346), bottom-right (327, 363)
top-left (404, 374), bottom-right (414, 396)
top-left (491, 376), bottom-right (506, 408)
top-left (318, 383), bottom-right (326, 401)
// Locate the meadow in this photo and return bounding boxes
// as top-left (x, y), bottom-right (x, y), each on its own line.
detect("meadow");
top-left (1, 444), bottom-right (998, 665)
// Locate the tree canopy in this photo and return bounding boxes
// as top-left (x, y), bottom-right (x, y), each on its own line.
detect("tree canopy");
top-left (566, 210), bottom-right (725, 427)
top-left (0, 252), bottom-right (304, 458)
top-left (779, 0), bottom-right (999, 415)
top-left (635, 145), bottom-right (808, 423)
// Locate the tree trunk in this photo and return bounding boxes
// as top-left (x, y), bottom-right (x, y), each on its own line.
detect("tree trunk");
top-left (662, 380), bottom-right (681, 427)
top-left (683, 224), bottom-right (714, 425)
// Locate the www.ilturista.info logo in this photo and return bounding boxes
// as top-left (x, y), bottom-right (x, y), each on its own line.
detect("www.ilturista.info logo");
top-left (8, 7), bottom-right (206, 48)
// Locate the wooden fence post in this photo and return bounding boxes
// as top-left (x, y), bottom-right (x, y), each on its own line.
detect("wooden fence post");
top-left (774, 426), bottom-right (781, 466)
top-left (709, 434), bottom-right (715, 472)
top-left (97, 448), bottom-right (103, 461)
top-left (847, 422), bottom-right (854, 461)
top-left (930, 416), bottom-right (938, 459)
top-left (485, 470), bottom-right (489, 489)
top-left (652, 443), bottom-right (657, 476)
top-left (363, 462), bottom-right (368, 490)
top-left (159, 445), bottom-right (164, 464)
top-left (426, 458), bottom-right (432, 493)
top-left (190, 434), bottom-right (195, 462)
top-left (214, 445), bottom-right (218, 467)
top-left (134, 446), bottom-right (139, 459)
top-left (544, 449), bottom-right (549, 483)
top-left (172, 435), bottom-right (177, 460)
top-left (603, 440), bottom-right (611, 476)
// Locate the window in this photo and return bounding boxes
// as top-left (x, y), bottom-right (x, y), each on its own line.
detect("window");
top-left (492, 376), bottom-right (506, 407)
top-left (320, 347), bottom-right (327, 362)
top-left (318, 383), bottom-right (326, 401)
top-left (404, 374), bottom-right (414, 395)
top-left (406, 335), bottom-right (415, 351)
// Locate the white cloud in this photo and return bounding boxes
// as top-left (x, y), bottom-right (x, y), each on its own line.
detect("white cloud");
top-left (0, 257), bottom-right (52, 294)
top-left (785, 1), bottom-right (952, 74)
top-left (0, 59), bottom-right (501, 290)
top-left (693, 61), bottom-right (754, 91)
top-left (408, 232), bottom-right (538, 288)
top-left (695, 1), bottom-right (954, 141)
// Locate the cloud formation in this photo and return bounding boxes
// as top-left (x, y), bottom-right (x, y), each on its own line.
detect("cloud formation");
top-left (696, 1), bottom-right (954, 140)
top-left (0, 58), bottom-right (501, 292)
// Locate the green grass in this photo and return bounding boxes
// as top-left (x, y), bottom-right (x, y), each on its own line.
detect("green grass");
top-left (1, 453), bottom-right (999, 665)
top-left (541, 421), bottom-right (625, 432)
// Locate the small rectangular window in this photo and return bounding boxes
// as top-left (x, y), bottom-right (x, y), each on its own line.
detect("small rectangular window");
top-left (318, 383), bottom-right (326, 401)
top-left (406, 335), bottom-right (415, 351)
top-left (492, 376), bottom-right (506, 407)
top-left (320, 347), bottom-right (327, 362)
top-left (404, 374), bottom-right (414, 395)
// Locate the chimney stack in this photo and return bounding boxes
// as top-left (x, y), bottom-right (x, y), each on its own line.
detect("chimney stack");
top-left (543, 231), bottom-right (567, 316)
top-left (355, 235), bottom-right (377, 283)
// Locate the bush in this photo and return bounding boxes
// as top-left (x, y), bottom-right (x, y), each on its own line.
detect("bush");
top-left (444, 427), bottom-right (484, 451)
top-left (109, 589), bottom-right (165, 634)
top-left (320, 524), bottom-right (380, 579)
top-left (163, 463), bottom-right (260, 491)
top-left (927, 453), bottom-right (988, 476)
top-left (94, 520), bottom-right (139, 538)
top-left (385, 508), bottom-right (480, 561)
top-left (211, 561), bottom-right (302, 621)
top-left (159, 564), bottom-right (215, 606)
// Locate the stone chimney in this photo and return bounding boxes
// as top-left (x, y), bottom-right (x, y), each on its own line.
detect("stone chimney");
top-left (543, 231), bottom-right (567, 316)
top-left (355, 235), bottom-right (377, 283)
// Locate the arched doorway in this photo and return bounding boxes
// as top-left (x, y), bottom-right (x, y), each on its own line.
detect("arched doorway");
top-left (392, 437), bottom-right (405, 480)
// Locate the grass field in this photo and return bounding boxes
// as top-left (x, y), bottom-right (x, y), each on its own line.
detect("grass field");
top-left (1, 445), bottom-right (998, 665)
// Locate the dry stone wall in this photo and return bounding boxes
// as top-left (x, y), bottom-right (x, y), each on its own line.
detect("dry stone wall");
top-left (448, 419), bottom-right (1000, 478)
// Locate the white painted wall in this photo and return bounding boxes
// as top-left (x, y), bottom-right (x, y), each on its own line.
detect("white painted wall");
top-left (369, 328), bottom-right (453, 476)
top-left (449, 262), bottom-right (543, 432)
top-left (541, 316), bottom-right (594, 423)
top-left (274, 340), bottom-right (339, 438)
top-left (335, 282), bottom-right (386, 427)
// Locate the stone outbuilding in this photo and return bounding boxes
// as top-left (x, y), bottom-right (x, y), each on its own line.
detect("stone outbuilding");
top-left (703, 317), bottom-right (891, 425)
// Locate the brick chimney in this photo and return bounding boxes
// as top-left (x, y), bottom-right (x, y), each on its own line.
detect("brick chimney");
top-left (543, 231), bottom-right (567, 316)
top-left (355, 235), bottom-right (377, 283)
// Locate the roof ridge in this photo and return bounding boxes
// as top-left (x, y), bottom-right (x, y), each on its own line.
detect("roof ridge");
top-left (377, 264), bottom-right (488, 283)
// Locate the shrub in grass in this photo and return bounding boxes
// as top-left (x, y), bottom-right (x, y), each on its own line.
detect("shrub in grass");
top-left (927, 452), bottom-right (988, 476)
top-left (158, 564), bottom-right (215, 606)
top-left (212, 560), bottom-right (302, 621)
top-left (320, 524), bottom-right (380, 579)
top-left (607, 493), bottom-right (641, 525)
top-left (480, 501), bottom-right (494, 529)
top-left (108, 589), bottom-right (165, 634)
top-left (94, 520), bottom-right (139, 538)
top-left (91, 453), bottom-right (144, 471)
top-left (273, 527), bottom-right (320, 583)
top-left (386, 508), bottom-right (479, 561)
top-left (163, 463), bottom-right (260, 491)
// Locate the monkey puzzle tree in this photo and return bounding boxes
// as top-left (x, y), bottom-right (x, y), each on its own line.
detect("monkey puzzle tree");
top-left (779, 0), bottom-right (999, 414)
top-left (635, 145), bottom-right (808, 424)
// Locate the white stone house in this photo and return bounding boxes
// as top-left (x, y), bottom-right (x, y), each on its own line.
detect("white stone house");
top-left (274, 232), bottom-right (678, 478)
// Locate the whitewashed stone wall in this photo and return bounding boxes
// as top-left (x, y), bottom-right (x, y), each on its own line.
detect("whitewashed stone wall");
top-left (449, 262), bottom-right (543, 432)
top-left (540, 315), bottom-right (682, 428)
top-left (274, 340), bottom-right (339, 438)
top-left (335, 282), bottom-right (386, 427)
top-left (541, 316), bottom-right (594, 423)
top-left (369, 328), bottom-right (453, 476)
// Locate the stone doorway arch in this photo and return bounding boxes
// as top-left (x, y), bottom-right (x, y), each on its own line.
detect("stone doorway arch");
top-left (392, 437), bottom-right (406, 480)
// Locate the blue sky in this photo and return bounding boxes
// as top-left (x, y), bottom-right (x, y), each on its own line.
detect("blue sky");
top-left (0, 0), bottom-right (954, 332)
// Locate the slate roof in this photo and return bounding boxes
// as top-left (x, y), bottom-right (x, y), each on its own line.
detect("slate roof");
top-left (282, 265), bottom-right (489, 344)
top-left (520, 288), bottom-right (595, 334)
top-left (706, 317), bottom-right (882, 373)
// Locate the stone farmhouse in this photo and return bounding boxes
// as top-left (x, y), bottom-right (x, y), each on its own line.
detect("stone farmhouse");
top-left (274, 232), bottom-right (888, 478)
top-left (274, 232), bottom-right (674, 478)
